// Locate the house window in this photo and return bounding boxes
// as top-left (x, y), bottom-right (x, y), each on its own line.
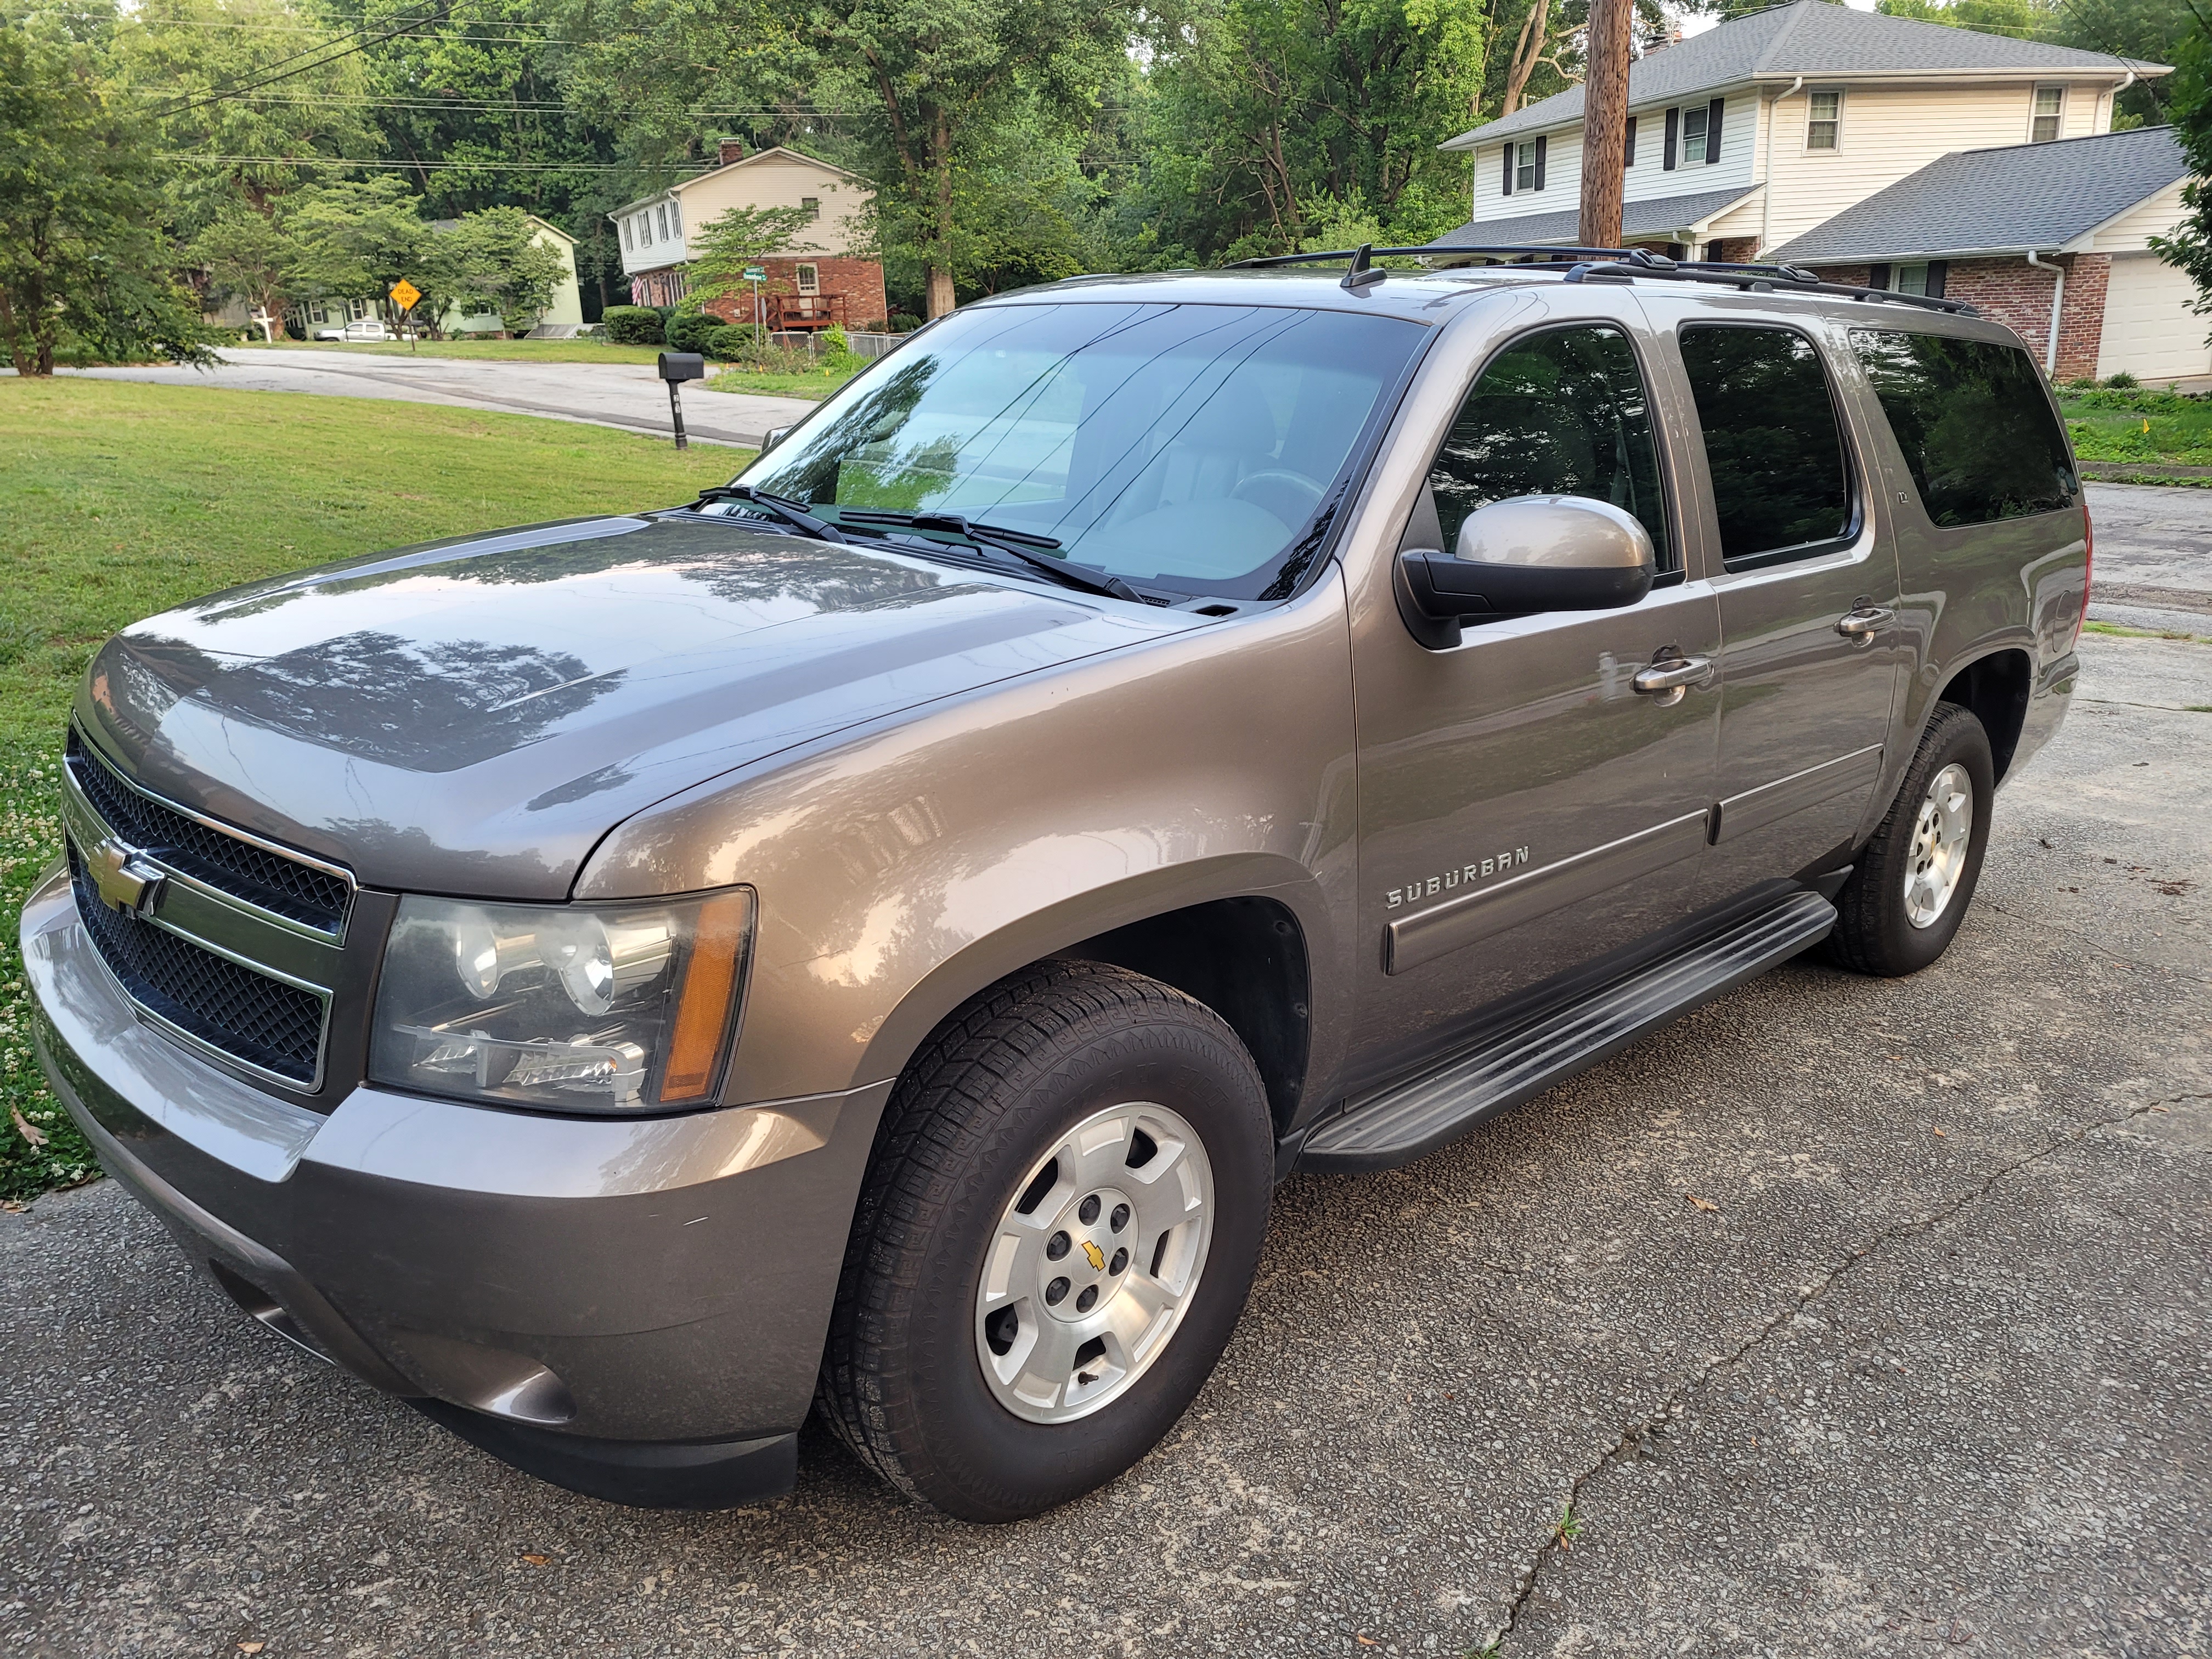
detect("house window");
top-left (619, 216), bottom-right (631, 251)
top-left (1807, 88), bottom-right (1841, 151)
top-left (349, 298), bottom-right (368, 320)
top-left (670, 199), bottom-right (682, 235)
top-left (801, 196), bottom-right (820, 220)
top-left (1624, 115), bottom-right (1637, 168)
top-left (795, 263), bottom-right (820, 296)
top-left (1515, 142), bottom-right (1537, 191)
top-left (656, 204), bottom-right (669, 241)
top-left (1893, 263), bottom-right (1929, 296)
top-left (1681, 104), bottom-right (1708, 165)
top-left (2031, 86), bottom-right (2063, 143)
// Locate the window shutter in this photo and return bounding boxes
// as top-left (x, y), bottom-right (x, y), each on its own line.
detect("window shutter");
top-left (1706, 98), bottom-right (1725, 163)
top-left (1867, 263), bottom-right (1891, 292)
top-left (1534, 134), bottom-right (1548, 191)
top-left (1625, 115), bottom-right (1638, 167)
top-left (1926, 260), bottom-right (1948, 298)
top-left (1664, 108), bottom-right (1679, 170)
top-left (1503, 143), bottom-right (1515, 196)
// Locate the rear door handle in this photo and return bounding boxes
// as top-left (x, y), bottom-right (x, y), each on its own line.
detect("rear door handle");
top-left (1631, 654), bottom-right (1715, 707)
top-left (1836, 605), bottom-right (1894, 644)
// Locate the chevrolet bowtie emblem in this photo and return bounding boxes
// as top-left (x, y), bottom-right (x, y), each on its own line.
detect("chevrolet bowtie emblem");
top-left (89, 837), bottom-right (164, 917)
top-left (1081, 1240), bottom-right (1106, 1272)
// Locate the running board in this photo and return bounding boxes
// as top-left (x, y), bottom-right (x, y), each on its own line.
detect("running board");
top-left (1298, 890), bottom-right (1837, 1173)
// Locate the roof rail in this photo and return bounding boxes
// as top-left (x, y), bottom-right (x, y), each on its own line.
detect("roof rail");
top-left (1221, 242), bottom-right (1980, 317)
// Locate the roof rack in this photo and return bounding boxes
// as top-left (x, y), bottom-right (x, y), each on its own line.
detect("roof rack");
top-left (1223, 242), bottom-right (1979, 316)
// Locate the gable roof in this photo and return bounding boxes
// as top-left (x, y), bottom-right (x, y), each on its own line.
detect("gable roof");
top-left (1436, 184), bottom-right (1763, 250)
top-left (1442, 0), bottom-right (2164, 150)
top-left (1767, 125), bottom-right (2189, 263)
top-left (673, 145), bottom-right (870, 196)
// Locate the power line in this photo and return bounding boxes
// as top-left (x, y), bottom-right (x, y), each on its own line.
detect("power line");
top-left (150, 2), bottom-right (458, 119)
top-left (139, 92), bottom-right (872, 114)
top-left (155, 153), bottom-right (711, 172)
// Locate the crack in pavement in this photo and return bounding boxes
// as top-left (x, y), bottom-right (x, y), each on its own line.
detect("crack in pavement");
top-left (1480, 1093), bottom-right (2198, 1655)
top-left (1982, 900), bottom-right (2210, 987)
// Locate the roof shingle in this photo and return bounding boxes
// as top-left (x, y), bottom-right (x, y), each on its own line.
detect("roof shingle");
top-left (1434, 185), bottom-right (1763, 249)
top-left (1765, 125), bottom-right (2189, 262)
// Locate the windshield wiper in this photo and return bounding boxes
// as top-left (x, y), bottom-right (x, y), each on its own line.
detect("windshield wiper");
top-left (692, 484), bottom-right (848, 544)
top-left (838, 509), bottom-right (1145, 602)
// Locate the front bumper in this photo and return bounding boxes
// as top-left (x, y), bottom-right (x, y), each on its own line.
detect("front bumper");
top-left (21, 862), bottom-right (890, 1508)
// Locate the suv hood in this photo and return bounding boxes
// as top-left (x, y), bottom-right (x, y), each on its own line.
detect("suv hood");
top-left (78, 514), bottom-right (1198, 899)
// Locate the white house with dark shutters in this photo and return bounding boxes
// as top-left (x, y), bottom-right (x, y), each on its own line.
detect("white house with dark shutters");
top-left (1432, 2), bottom-right (2202, 383)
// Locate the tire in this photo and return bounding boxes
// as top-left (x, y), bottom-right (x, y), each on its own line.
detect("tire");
top-left (817, 960), bottom-right (1273, 1522)
top-left (1828, 702), bottom-right (1995, 977)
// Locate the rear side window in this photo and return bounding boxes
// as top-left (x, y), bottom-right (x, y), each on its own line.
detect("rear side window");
top-left (1679, 325), bottom-right (1853, 565)
top-left (1848, 330), bottom-right (2077, 525)
top-left (1427, 324), bottom-right (1673, 572)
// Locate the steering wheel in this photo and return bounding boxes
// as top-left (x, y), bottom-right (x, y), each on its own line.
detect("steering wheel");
top-left (1232, 469), bottom-right (1325, 529)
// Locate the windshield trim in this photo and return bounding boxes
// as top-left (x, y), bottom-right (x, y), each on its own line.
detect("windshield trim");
top-left (732, 297), bottom-right (1444, 606)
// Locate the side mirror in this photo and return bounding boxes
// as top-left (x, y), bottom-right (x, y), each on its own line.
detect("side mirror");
top-left (1396, 495), bottom-right (1656, 649)
top-left (761, 424), bottom-right (792, 453)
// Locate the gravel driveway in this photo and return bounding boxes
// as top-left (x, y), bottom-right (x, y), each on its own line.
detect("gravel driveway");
top-left (57, 348), bottom-right (813, 449)
top-left (3, 500), bottom-right (2208, 1658)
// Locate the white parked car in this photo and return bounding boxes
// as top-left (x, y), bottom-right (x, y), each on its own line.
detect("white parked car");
top-left (312, 319), bottom-right (397, 343)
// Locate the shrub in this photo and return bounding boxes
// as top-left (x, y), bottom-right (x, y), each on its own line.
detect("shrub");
top-left (601, 306), bottom-right (663, 345)
top-left (887, 312), bottom-right (923, 333)
top-left (2102, 370), bottom-right (2139, 389)
top-left (820, 323), bottom-right (850, 355)
top-left (664, 311), bottom-right (721, 354)
top-left (706, 323), bottom-right (760, 360)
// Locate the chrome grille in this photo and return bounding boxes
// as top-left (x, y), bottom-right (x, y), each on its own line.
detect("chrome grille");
top-left (70, 850), bottom-right (326, 1081)
top-left (60, 732), bottom-right (354, 1090)
top-left (66, 731), bottom-right (349, 929)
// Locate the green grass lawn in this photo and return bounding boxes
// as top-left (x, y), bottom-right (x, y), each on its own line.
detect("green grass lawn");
top-left (704, 362), bottom-right (863, 401)
top-left (0, 379), bottom-right (749, 1201)
top-left (2057, 390), bottom-right (2212, 467)
top-left (248, 336), bottom-right (668, 365)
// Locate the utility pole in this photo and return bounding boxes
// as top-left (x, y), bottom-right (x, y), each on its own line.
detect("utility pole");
top-left (1578, 0), bottom-right (1634, 251)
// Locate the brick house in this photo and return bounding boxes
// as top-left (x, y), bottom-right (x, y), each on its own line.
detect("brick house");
top-left (1767, 127), bottom-right (2193, 383)
top-left (609, 143), bottom-right (888, 331)
top-left (1431, 2), bottom-right (2200, 383)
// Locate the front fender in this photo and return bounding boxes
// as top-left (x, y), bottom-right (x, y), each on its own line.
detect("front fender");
top-left (573, 571), bottom-right (1359, 1105)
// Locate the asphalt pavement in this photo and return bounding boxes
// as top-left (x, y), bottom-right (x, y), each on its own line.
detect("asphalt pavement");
top-left (1, 513), bottom-right (2207, 1658)
top-left (57, 348), bottom-right (815, 449)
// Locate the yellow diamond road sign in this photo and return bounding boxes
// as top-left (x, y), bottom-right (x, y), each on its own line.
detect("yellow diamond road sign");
top-left (389, 279), bottom-right (421, 312)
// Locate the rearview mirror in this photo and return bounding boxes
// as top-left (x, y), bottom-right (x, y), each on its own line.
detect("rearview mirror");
top-left (1396, 495), bottom-right (1656, 649)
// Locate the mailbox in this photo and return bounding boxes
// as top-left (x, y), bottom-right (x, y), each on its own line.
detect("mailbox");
top-left (657, 352), bottom-right (707, 383)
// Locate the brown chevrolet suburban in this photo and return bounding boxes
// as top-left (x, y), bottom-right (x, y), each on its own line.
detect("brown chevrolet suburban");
top-left (24, 248), bottom-right (2087, 1522)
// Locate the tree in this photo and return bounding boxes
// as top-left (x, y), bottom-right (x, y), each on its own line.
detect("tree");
top-left (684, 202), bottom-right (816, 314)
top-left (0, 9), bottom-right (215, 375)
top-left (285, 176), bottom-right (427, 318)
top-left (2149, 14), bottom-right (2212, 331)
top-left (189, 204), bottom-right (300, 330)
top-left (422, 206), bottom-right (567, 332)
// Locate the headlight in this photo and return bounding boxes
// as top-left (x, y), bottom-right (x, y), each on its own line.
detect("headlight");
top-left (368, 889), bottom-right (753, 1114)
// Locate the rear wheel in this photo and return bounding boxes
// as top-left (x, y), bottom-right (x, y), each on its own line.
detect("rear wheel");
top-left (1829, 702), bottom-right (1994, 977)
top-left (818, 961), bottom-right (1272, 1521)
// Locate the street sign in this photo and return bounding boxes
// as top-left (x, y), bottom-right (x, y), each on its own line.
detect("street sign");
top-left (389, 278), bottom-right (421, 312)
top-left (742, 267), bottom-right (766, 282)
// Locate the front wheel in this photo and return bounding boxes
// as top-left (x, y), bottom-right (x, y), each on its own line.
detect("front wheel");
top-left (818, 961), bottom-right (1273, 1521)
top-left (1828, 702), bottom-right (1995, 977)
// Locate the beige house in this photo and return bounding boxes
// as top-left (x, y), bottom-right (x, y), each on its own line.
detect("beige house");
top-left (610, 143), bottom-right (887, 330)
top-left (1432, 2), bottom-right (2198, 383)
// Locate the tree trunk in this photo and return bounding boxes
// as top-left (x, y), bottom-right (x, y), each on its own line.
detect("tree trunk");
top-left (1578, 0), bottom-right (1632, 250)
top-left (1501, 0), bottom-right (1550, 117)
top-left (927, 105), bottom-right (957, 318)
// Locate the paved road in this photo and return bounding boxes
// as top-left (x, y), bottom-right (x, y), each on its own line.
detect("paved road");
top-left (59, 348), bottom-right (814, 449)
top-left (2084, 483), bottom-right (2212, 636)
top-left (2, 626), bottom-right (2205, 1658)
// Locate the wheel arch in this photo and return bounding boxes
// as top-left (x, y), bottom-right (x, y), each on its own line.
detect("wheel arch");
top-left (855, 855), bottom-right (1323, 1139)
top-left (1933, 645), bottom-right (2033, 782)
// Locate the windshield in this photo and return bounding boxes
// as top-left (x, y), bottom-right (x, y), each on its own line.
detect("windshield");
top-left (737, 300), bottom-right (1427, 598)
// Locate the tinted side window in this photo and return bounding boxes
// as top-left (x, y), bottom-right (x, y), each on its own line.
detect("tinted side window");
top-left (1429, 325), bottom-right (1673, 572)
top-left (1848, 330), bottom-right (2077, 525)
top-left (1679, 325), bottom-right (1853, 565)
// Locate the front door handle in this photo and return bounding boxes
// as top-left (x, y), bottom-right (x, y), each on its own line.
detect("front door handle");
top-left (1631, 653), bottom-right (1715, 707)
top-left (1836, 604), bottom-right (1894, 644)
